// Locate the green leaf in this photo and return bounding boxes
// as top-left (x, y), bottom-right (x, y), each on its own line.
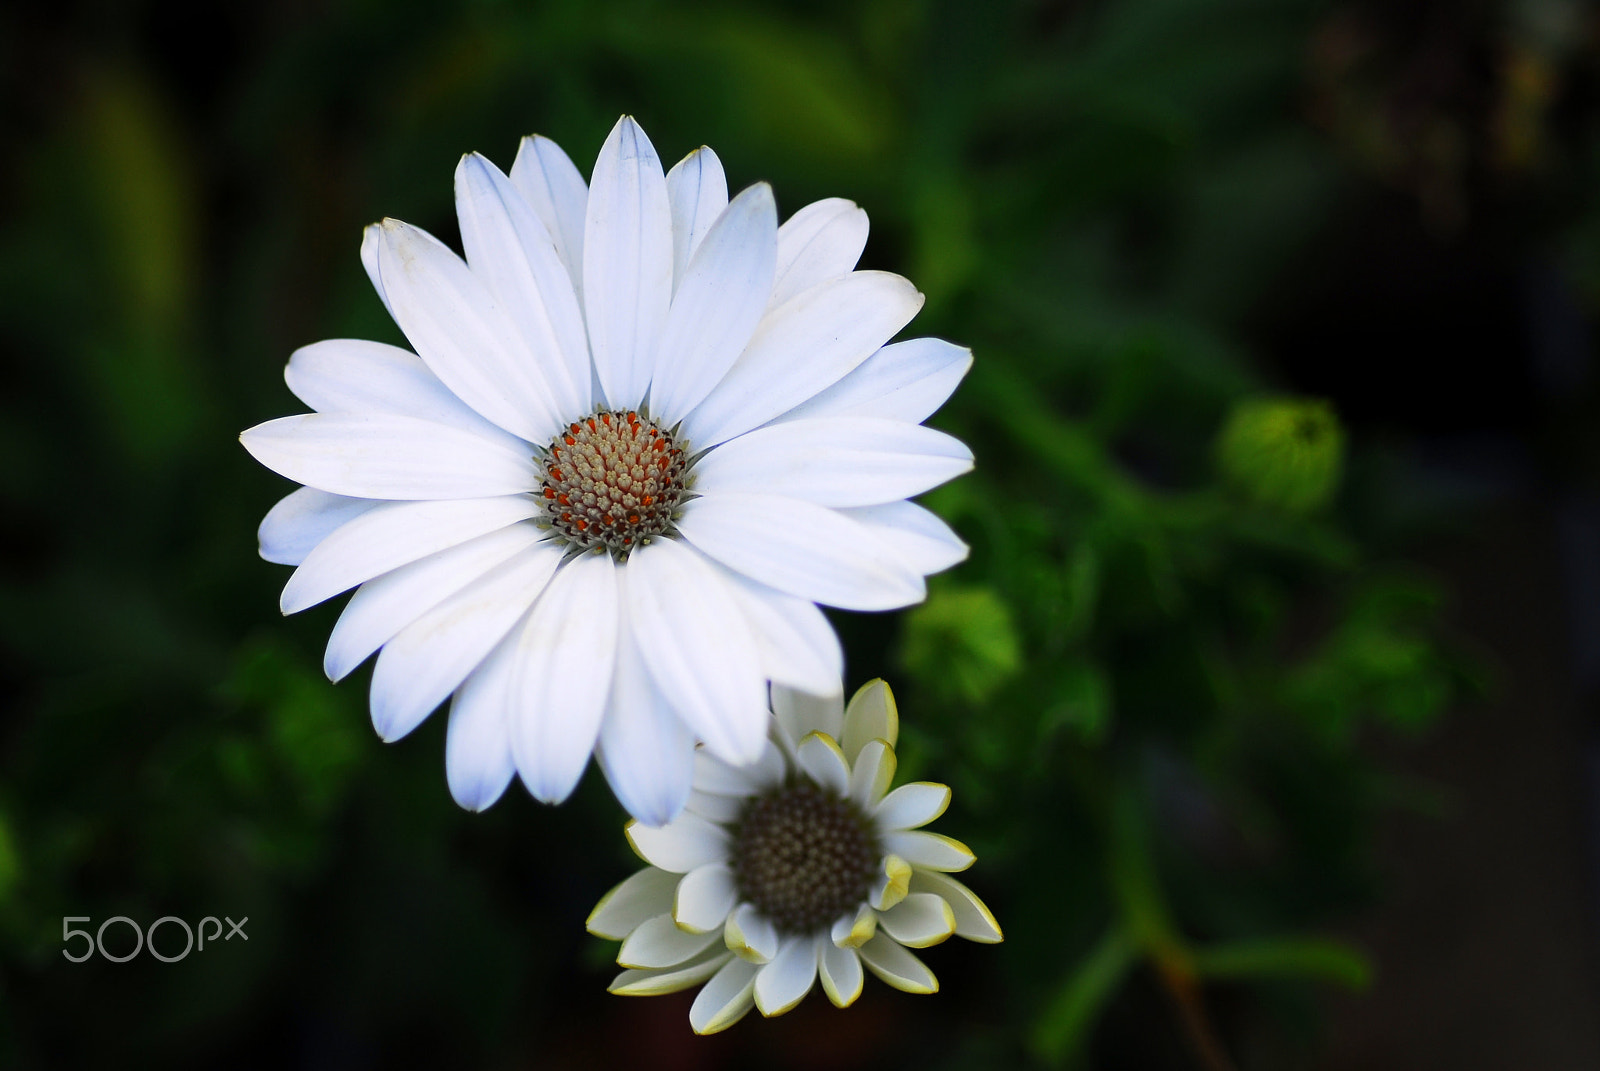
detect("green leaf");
top-left (1191, 935), bottom-right (1371, 989)
top-left (0, 809), bottom-right (18, 907)
top-left (1031, 925), bottom-right (1138, 1066)
top-left (1038, 659), bottom-right (1113, 745)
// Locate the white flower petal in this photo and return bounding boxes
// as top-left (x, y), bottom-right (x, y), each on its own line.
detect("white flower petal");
top-left (796, 733), bottom-right (850, 796)
top-left (506, 552), bottom-right (619, 803)
top-left (724, 903), bottom-right (780, 964)
top-left (240, 413), bottom-right (538, 500)
top-left (368, 543), bottom-right (561, 742)
top-left (771, 197), bottom-right (868, 308)
top-left (882, 830), bottom-right (976, 873)
top-left (324, 522), bottom-right (543, 681)
top-left (665, 146), bottom-right (728, 290)
top-left (877, 892), bottom-right (956, 948)
top-left (588, 866), bottom-right (681, 940)
top-left (908, 871), bottom-right (1003, 944)
top-left (683, 270), bottom-right (924, 449)
top-left (849, 738), bottom-right (896, 808)
top-left (754, 935), bottom-right (819, 1016)
top-left (771, 686), bottom-right (846, 750)
top-left (674, 862), bottom-right (739, 935)
top-left (650, 183), bottom-right (776, 426)
top-left (284, 338), bottom-right (525, 451)
top-left (874, 782), bottom-right (951, 832)
top-left (688, 957), bottom-right (758, 1034)
top-left (598, 636), bottom-right (698, 827)
top-left (677, 492), bottom-right (925, 612)
top-left (455, 153), bottom-right (589, 417)
top-left (360, 224), bottom-right (393, 318)
top-left (510, 134), bottom-right (589, 299)
top-left (840, 500), bottom-right (968, 577)
top-left (711, 568), bottom-right (844, 699)
top-left (610, 948), bottom-right (729, 997)
top-left (618, 914), bottom-right (722, 969)
top-left (370, 219), bottom-right (567, 443)
top-left (818, 941), bottom-right (864, 1007)
top-left (858, 932), bottom-right (938, 994)
top-left (691, 744), bottom-right (785, 798)
top-left (694, 417), bottom-right (972, 508)
top-left (583, 116), bottom-right (672, 408)
top-left (841, 678), bottom-right (899, 759)
top-left (444, 633), bottom-right (518, 811)
top-left (258, 487), bottom-right (381, 566)
top-left (778, 337), bottom-right (972, 425)
top-left (625, 540), bottom-right (769, 765)
top-left (686, 789), bottom-right (744, 824)
top-left (627, 811), bottom-right (729, 874)
top-left (281, 496), bottom-right (538, 615)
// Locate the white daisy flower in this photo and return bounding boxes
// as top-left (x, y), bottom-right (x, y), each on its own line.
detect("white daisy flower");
top-left (240, 116), bottom-right (974, 825)
top-left (587, 679), bottom-right (1002, 1034)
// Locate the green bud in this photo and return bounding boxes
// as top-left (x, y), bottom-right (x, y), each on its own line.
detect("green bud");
top-left (1216, 397), bottom-right (1344, 512)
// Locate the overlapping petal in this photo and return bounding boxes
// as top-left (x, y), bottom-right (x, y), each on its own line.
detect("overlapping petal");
top-left (688, 958), bottom-right (758, 1034)
top-left (444, 631), bottom-right (519, 812)
top-left (505, 552), bottom-right (621, 803)
top-left (778, 337), bottom-right (973, 425)
top-left (509, 134), bottom-right (590, 298)
top-left (648, 182), bottom-right (776, 426)
top-left (368, 543), bottom-right (561, 742)
top-left (369, 219), bottom-right (569, 442)
top-left (280, 496), bottom-right (538, 615)
top-left (770, 197), bottom-right (869, 307)
top-left (599, 611), bottom-right (697, 826)
top-left (456, 153), bottom-right (590, 416)
top-left (324, 522), bottom-right (545, 681)
top-left (677, 492), bottom-right (924, 611)
top-left (681, 270), bottom-right (924, 448)
top-left (840, 500), bottom-right (969, 576)
top-left (625, 539), bottom-right (768, 764)
top-left (692, 417), bottom-right (972, 508)
top-left (665, 146), bottom-right (729, 290)
top-left (257, 487), bottom-right (380, 566)
top-left (241, 413), bottom-right (539, 501)
top-left (284, 338), bottom-right (525, 451)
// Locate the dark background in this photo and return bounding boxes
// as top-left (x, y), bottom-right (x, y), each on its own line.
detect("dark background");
top-left (3, 0), bottom-right (1600, 1067)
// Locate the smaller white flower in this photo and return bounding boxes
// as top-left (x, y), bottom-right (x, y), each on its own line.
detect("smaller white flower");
top-left (587, 679), bottom-right (1002, 1034)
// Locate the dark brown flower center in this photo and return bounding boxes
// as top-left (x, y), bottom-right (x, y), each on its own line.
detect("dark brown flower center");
top-left (730, 781), bottom-right (880, 936)
top-left (537, 409), bottom-right (689, 558)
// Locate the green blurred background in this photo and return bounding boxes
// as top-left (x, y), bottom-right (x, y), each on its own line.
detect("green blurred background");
top-left (4, 0), bottom-right (1600, 1067)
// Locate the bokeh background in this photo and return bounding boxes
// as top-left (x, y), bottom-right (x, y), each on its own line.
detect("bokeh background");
top-left (4, 0), bottom-right (1600, 1067)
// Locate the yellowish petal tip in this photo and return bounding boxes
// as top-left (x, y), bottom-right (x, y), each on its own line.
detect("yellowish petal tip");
top-left (843, 911), bottom-right (878, 949)
top-left (882, 855), bottom-right (913, 909)
top-left (799, 730), bottom-right (845, 754)
top-left (621, 821), bottom-right (648, 863)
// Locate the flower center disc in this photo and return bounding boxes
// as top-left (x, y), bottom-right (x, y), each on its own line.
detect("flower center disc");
top-left (538, 409), bottom-right (688, 557)
top-left (731, 781), bottom-right (880, 935)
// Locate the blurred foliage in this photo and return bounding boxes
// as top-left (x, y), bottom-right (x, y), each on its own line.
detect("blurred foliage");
top-left (900, 582), bottom-right (1024, 705)
top-left (1, 0), bottom-right (1592, 1068)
